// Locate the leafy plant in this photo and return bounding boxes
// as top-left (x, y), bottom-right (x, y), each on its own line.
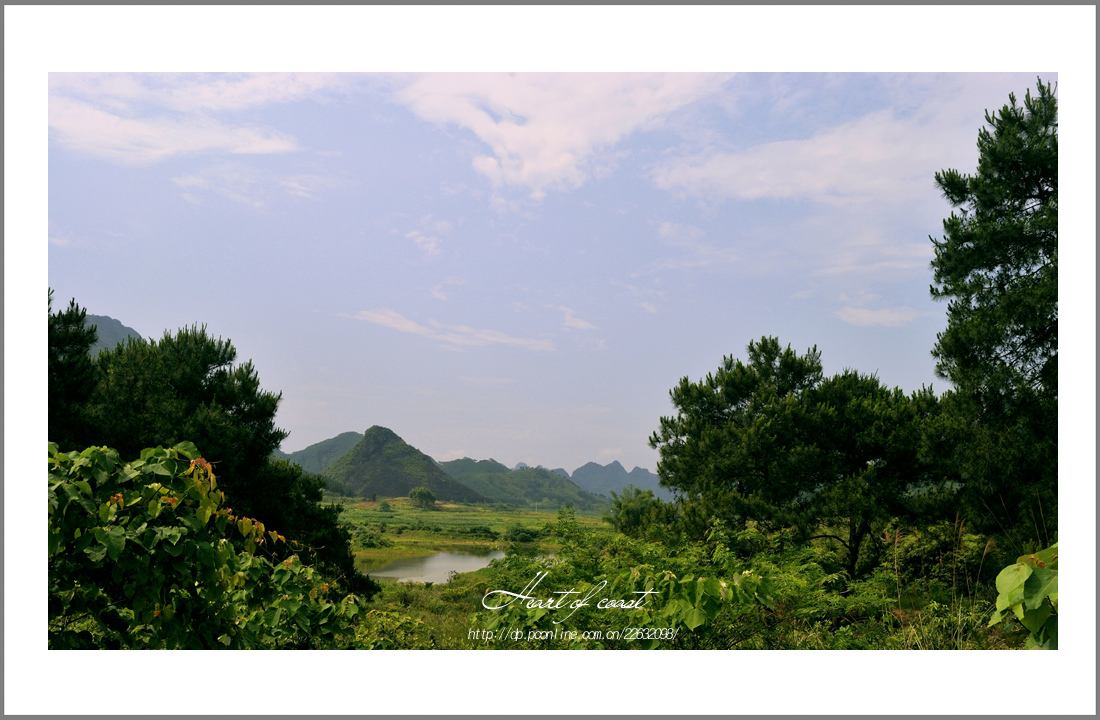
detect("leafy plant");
top-left (409, 486), bottom-right (437, 509)
top-left (48, 442), bottom-right (367, 649)
top-left (988, 542), bottom-right (1057, 649)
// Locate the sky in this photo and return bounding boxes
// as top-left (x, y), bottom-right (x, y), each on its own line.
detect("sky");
top-left (11, 6), bottom-right (1096, 717)
top-left (46, 71), bottom-right (1058, 473)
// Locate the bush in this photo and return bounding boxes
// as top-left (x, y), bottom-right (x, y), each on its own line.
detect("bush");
top-left (48, 443), bottom-right (368, 649)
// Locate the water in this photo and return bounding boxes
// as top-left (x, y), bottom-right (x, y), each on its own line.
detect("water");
top-left (358, 549), bottom-right (505, 584)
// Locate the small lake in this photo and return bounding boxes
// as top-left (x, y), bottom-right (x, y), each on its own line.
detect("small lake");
top-left (358, 549), bottom-right (505, 584)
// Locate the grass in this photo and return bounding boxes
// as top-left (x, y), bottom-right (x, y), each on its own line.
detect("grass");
top-left (331, 494), bottom-right (610, 563)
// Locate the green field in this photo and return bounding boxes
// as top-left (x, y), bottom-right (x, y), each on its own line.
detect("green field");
top-left (329, 492), bottom-right (611, 563)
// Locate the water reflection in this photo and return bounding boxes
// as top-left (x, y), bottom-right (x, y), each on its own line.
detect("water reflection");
top-left (359, 549), bottom-right (505, 584)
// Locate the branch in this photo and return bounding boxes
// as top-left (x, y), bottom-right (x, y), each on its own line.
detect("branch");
top-left (807, 534), bottom-right (852, 553)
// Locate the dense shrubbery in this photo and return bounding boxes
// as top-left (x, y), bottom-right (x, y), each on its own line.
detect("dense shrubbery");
top-left (48, 443), bottom-right (368, 649)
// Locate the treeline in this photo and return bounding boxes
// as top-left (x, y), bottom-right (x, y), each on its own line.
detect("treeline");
top-left (609, 79), bottom-right (1057, 594)
top-left (47, 295), bottom-right (379, 604)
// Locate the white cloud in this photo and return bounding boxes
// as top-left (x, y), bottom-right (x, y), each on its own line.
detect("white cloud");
top-left (834, 306), bottom-right (919, 327)
top-left (427, 276), bottom-right (465, 300)
top-left (651, 107), bottom-right (954, 206)
top-left (50, 72), bottom-right (349, 113)
top-left (343, 308), bottom-right (554, 351)
top-left (50, 96), bottom-right (299, 166)
top-left (170, 163), bottom-right (339, 207)
top-left (649, 74), bottom-right (1024, 207)
top-left (48, 72), bottom-right (352, 165)
top-left (393, 73), bottom-right (730, 199)
top-left (557, 306), bottom-right (597, 330)
top-left (404, 230), bottom-right (442, 258)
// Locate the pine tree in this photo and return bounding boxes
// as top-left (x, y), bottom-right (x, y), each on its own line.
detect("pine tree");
top-left (928, 78), bottom-right (1057, 537)
top-left (48, 289), bottom-right (98, 451)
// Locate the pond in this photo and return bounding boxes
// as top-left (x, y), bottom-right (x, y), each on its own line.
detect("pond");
top-left (358, 549), bottom-right (506, 584)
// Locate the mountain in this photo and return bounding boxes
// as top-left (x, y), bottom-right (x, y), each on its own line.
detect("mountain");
top-left (440, 458), bottom-right (609, 510)
top-left (85, 314), bottom-right (143, 355)
top-left (570, 461), bottom-right (674, 502)
top-left (275, 431), bottom-right (363, 474)
top-left (322, 426), bottom-right (488, 503)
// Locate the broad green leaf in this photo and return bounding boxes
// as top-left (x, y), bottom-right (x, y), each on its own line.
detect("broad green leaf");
top-left (1020, 601), bottom-right (1052, 634)
top-left (1023, 567), bottom-right (1058, 611)
top-left (995, 563), bottom-right (1032, 604)
top-left (683, 607), bottom-right (707, 631)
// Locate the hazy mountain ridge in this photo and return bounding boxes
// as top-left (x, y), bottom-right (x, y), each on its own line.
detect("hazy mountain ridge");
top-left (570, 461), bottom-right (674, 502)
top-left (84, 314), bottom-right (143, 355)
top-left (322, 426), bottom-right (488, 503)
top-left (275, 431), bottom-right (363, 474)
top-left (439, 458), bottom-right (609, 510)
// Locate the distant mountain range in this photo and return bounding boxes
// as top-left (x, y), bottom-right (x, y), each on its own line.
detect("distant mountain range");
top-left (322, 426), bottom-right (488, 503)
top-left (570, 461), bottom-right (674, 502)
top-left (279, 430), bottom-right (672, 505)
top-left (273, 431), bottom-right (362, 474)
top-left (78, 315), bottom-right (665, 505)
top-left (84, 314), bottom-right (143, 355)
top-left (439, 457), bottom-right (607, 511)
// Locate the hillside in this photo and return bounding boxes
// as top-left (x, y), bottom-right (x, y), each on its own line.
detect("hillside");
top-left (322, 426), bottom-right (487, 503)
top-left (275, 431), bottom-right (363, 474)
top-left (440, 458), bottom-right (609, 511)
top-left (570, 461), bottom-right (674, 502)
top-left (85, 314), bottom-right (143, 355)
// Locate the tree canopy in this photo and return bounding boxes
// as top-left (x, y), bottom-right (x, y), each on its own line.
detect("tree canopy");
top-left (650, 337), bottom-right (941, 576)
top-left (928, 78), bottom-right (1057, 537)
top-left (48, 290), bottom-right (98, 451)
top-left (48, 301), bottom-right (378, 598)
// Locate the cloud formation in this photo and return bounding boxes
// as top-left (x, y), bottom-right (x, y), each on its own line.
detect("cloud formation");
top-left (557, 306), bottom-right (597, 330)
top-left (344, 308), bottom-right (554, 351)
top-left (49, 73), bottom-right (349, 165)
top-left (393, 73), bottom-right (730, 199)
top-left (171, 163), bottom-right (340, 206)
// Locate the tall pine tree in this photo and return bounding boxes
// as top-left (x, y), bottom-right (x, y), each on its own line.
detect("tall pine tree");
top-left (928, 79), bottom-right (1057, 539)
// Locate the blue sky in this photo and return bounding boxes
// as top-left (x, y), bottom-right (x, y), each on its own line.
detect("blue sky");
top-left (11, 6), bottom-right (1096, 716)
top-left (47, 71), bottom-right (1057, 473)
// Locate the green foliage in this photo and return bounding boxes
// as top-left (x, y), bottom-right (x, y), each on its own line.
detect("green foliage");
top-left (649, 336), bottom-right (941, 577)
top-left (323, 426), bottom-right (487, 503)
top-left (928, 79), bottom-right (1058, 535)
top-left (409, 486), bottom-right (437, 509)
top-left (48, 443), bottom-right (368, 649)
top-left (48, 290), bottom-right (98, 451)
top-left (278, 431), bottom-right (364, 475)
top-left (440, 457), bottom-right (609, 510)
top-left (988, 543), bottom-right (1058, 649)
top-left (469, 509), bottom-right (775, 649)
top-left (602, 485), bottom-right (664, 538)
top-left (50, 316), bottom-right (376, 599)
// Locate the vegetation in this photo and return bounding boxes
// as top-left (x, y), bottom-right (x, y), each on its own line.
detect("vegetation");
top-left (649, 336), bottom-right (945, 578)
top-left (988, 542), bottom-right (1058, 649)
top-left (48, 443), bottom-right (367, 649)
top-left (48, 290), bottom-right (98, 452)
top-left (439, 457), bottom-right (609, 510)
top-left (322, 426), bottom-right (487, 503)
top-left (85, 313), bottom-right (142, 355)
top-left (409, 486), bottom-right (437, 509)
top-left (274, 431), bottom-right (364, 474)
top-left (46, 306), bottom-right (377, 599)
top-left (46, 81), bottom-right (1056, 652)
top-left (927, 78), bottom-right (1058, 540)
